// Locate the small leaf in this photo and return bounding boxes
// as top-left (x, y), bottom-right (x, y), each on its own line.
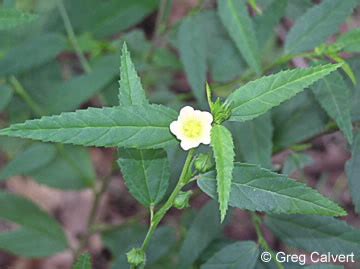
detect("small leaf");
top-left (285, 0), bottom-right (358, 54)
top-left (0, 8), bottom-right (38, 30)
top-left (336, 28), bottom-right (360, 53)
top-left (117, 148), bottom-right (170, 206)
top-left (118, 43), bottom-right (148, 106)
top-left (0, 104), bottom-right (177, 149)
top-left (0, 85), bottom-right (13, 112)
top-left (178, 14), bottom-right (207, 106)
top-left (201, 241), bottom-right (259, 269)
top-left (198, 163), bottom-right (346, 216)
top-left (210, 125), bottom-right (235, 222)
top-left (0, 33), bottom-right (67, 77)
top-left (73, 253), bottom-right (92, 269)
top-left (218, 0), bottom-right (261, 74)
top-left (226, 64), bottom-right (341, 122)
top-left (0, 191), bottom-right (68, 257)
top-left (312, 70), bottom-right (353, 143)
top-left (266, 215), bottom-right (360, 257)
top-left (179, 201), bottom-right (225, 269)
top-left (346, 132), bottom-right (360, 214)
top-left (0, 143), bottom-right (56, 181)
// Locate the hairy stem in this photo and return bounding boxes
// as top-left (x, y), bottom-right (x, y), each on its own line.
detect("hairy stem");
top-left (132, 149), bottom-right (195, 268)
top-left (56, 0), bottom-right (92, 73)
top-left (251, 213), bottom-right (284, 269)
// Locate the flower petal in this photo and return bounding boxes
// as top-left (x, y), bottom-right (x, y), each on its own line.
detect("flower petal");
top-left (179, 106), bottom-right (195, 119)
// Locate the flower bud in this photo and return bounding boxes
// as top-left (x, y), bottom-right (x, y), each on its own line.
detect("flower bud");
top-left (194, 153), bottom-right (213, 173)
top-left (174, 190), bottom-right (192, 209)
top-left (127, 248), bottom-right (146, 267)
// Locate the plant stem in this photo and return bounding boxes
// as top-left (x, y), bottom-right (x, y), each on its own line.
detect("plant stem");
top-left (56, 0), bottom-right (92, 74)
top-left (133, 148), bottom-right (195, 268)
top-left (251, 213), bottom-right (284, 269)
top-left (9, 76), bottom-right (44, 116)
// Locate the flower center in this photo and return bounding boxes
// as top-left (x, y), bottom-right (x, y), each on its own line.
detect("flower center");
top-left (182, 118), bottom-right (203, 139)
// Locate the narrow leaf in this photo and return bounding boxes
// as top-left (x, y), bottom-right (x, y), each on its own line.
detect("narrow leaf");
top-left (0, 191), bottom-right (68, 257)
top-left (226, 64), bottom-right (341, 122)
top-left (201, 241), bottom-right (259, 269)
top-left (0, 8), bottom-right (37, 30)
top-left (312, 71), bottom-right (353, 143)
top-left (179, 201), bottom-right (225, 269)
top-left (346, 132), bottom-right (360, 214)
top-left (178, 14), bottom-right (207, 106)
top-left (0, 105), bottom-right (177, 149)
top-left (0, 85), bottom-right (13, 111)
top-left (285, 0), bottom-right (358, 54)
top-left (218, 0), bottom-right (261, 74)
top-left (0, 143), bottom-right (57, 181)
top-left (198, 163), bottom-right (346, 216)
top-left (73, 253), bottom-right (92, 269)
top-left (210, 125), bottom-right (235, 222)
top-left (266, 215), bottom-right (360, 257)
top-left (118, 43), bottom-right (148, 106)
top-left (117, 148), bottom-right (170, 206)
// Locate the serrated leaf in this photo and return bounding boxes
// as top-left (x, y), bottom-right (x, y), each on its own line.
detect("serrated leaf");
top-left (266, 215), bottom-right (360, 257)
top-left (218, 0), bottom-right (261, 74)
top-left (0, 191), bottom-right (68, 257)
top-left (198, 163), bottom-right (346, 216)
top-left (0, 33), bottom-right (67, 76)
top-left (285, 0), bottom-right (357, 54)
top-left (0, 8), bottom-right (38, 30)
top-left (226, 64), bottom-right (341, 122)
top-left (201, 241), bottom-right (259, 269)
top-left (272, 91), bottom-right (328, 150)
top-left (0, 143), bottom-right (57, 181)
top-left (0, 104), bottom-right (177, 149)
top-left (0, 85), bottom-right (13, 111)
top-left (336, 28), bottom-right (360, 52)
top-left (227, 113), bottom-right (273, 168)
top-left (179, 201), bottom-right (225, 269)
top-left (178, 14), bottom-right (207, 106)
top-left (346, 132), bottom-right (360, 214)
top-left (210, 125), bottom-right (235, 222)
top-left (73, 253), bottom-right (92, 269)
top-left (117, 148), bottom-right (170, 206)
top-left (118, 43), bottom-right (148, 106)
top-left (312, 71), bottom-right (353, 143)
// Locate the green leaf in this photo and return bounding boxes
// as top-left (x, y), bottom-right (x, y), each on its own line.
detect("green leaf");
top-left (285, 0), bottom-right (358, 54)
top-left (227, 113), bottom-right (273, 168)
top-left (312, 71), bottom-right (353, 143)
top-left (0, 191), bottom-right (68, 257)
top-left (0, 8), bottom-right (38, 30)
top-left (226, 64), bottom-right (341, 122)
top-left (346, 132), bottom-right (360, 214)
top-left (118, 43), bottom-right (148, 106)
top-left (117, 148), bottom-right (170, 206)
top-left (218, 0), bottom-right (261, 74)
top-left (0, 104), bottom-right (177, 149)
top-left (198, 163), bottom-right (346, 216)
top-left (272, 91), bottom-right (328, 150)
top-left (73, 253), bottom-right (92, 269)
top-left (179, 201), bottom-right (225, 269)
top-left (178, 14), bottom-right (207, 106)
top-left (0, 33), bottom-right (67, 76)
top-left (0, 143), bottom-right (56, 181)
top-left (266, 215), bottom-right (360, 257)
top-left (254, 0), bottom-right (288, 50)
top-left (210, 125), bottom-right (235, 222)
top-left (0, 84), bottom-right (13, 111)
top-left (30, 145), bottom-right (96, 190)
top-left (201, 241), bottom-right (259, 269)
top-left (282, 152), bottom-right (313, 176)
top-left (336, 28), bottom-right (360, 52)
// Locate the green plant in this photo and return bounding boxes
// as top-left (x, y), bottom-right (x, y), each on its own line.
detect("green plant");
top-left (0, 0), bottom-right (360, 269)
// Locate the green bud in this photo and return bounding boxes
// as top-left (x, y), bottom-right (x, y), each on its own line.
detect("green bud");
top-left (174, 190), bottom-right (192, 209)
top-left (212, 98), bottom-right (232, 124)
top-left (194, 153), bottom-right (213, 173)
top-left (127, 248), bottom-right (146, 267)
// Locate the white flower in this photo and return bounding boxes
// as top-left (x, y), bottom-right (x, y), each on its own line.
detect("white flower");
top-left (170, 106), bottom-right (213, 150)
